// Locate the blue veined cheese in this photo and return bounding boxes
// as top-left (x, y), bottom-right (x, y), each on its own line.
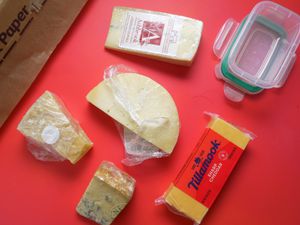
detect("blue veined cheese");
top-left (105, 7), bottom-right (203, 66)
top-left (76, 161), bottom-right (135, 225)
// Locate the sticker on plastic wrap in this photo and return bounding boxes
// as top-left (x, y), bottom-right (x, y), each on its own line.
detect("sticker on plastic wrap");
top-left (119, 11), bottom-right (183, 56)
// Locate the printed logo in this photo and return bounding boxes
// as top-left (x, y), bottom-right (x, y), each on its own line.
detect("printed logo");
top-left (187, 140), bottom-right (221, 191)
top-left (218, 150), bottom-right (229, 161)
top-left (140, 21), bottom-right (164, 46)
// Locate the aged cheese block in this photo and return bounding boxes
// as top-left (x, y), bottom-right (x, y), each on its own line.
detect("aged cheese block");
top-left (86, 72), bottom-right (180, 154)
top-left (105, 7), bottom-right (203, 66)
top-left (76, 161), bottom-right (135, 225)
top-left (162, 116), bottom-right (252, 223)
top-left (17, 91), bottom-right (93, 164)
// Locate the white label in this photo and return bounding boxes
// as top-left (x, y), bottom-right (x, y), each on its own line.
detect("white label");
top-left (119, 11), bottom-right (183, 56)
top-left (41, 125), bottom-right (60, 145)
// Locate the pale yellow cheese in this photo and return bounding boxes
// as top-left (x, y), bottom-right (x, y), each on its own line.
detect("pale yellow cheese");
top-left (86, 73), bottom-right (180, 154)
top-left (208, 117), bottom-right (251, 150)
top-left (164, 184), bottom-right (208, 223)
top-left (105, 7), bottom-right (203, 66)
top-left (17, 91), bottom-right (93, 164)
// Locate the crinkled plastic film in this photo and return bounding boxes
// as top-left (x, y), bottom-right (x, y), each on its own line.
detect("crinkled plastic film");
top-left (17, 91), bottom-right (93, 164)
top-left (104, 65), bottom-right (169, 166)
top-left (95, 161), bottom-right (136, 199)
top-left (155, 112), bottom-right (255, 224)
top-left (204, 111), bottom-right (256, 140)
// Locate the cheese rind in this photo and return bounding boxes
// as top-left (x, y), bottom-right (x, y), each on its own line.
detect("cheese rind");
top-left (17, 91), bottom-right (93, 164)
top-left (76, 161), bottom-right (135, 225)
top-left (86, 73), bottom-right (180, 154)
top-left (105, 7), bottom-right (203, 66)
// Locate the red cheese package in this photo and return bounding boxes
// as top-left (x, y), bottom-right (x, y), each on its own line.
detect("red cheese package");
top-left (155, 113), bottom-right (254, 224)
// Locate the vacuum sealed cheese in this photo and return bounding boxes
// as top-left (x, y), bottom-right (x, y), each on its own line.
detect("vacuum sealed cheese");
top-left (105, 7), bottom-right (203, 66)
top-left (156, 113), bottom-right (254, 224)
top-left (87, 65), bottom-right (180, 165)
top-left (17, 91), bottom-right (93, 164)
top-left (76, 161), bottom-right (135, 225)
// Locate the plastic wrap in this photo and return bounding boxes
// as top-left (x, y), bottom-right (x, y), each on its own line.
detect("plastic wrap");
top-left (87, 64), bottom-right (180, 166)
top-left (105, 65), bottom-right (171, 166)
top-left (76, 161), bottom-right (135, 225)
top-left (17, 91), bottom-right (93, 164)
top-left (155, 112), bottom-right (255, 224)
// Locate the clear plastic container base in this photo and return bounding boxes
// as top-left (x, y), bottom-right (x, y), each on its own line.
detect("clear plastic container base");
top-left (213, 1), bottom-right (300, 101)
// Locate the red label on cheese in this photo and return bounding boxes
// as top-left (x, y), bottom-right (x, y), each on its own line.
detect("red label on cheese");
top-left (174, 128), bottom-right (243, 208)
top-left (140, 21), bottom-right (164, 46)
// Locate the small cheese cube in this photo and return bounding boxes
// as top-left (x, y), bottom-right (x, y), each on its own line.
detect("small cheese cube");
top-left (105, 7), bottom-right (203, 66)
top-left (76, 161), bottom-right (135, 225)
top-left (17, 91), bottom-right (93, 164)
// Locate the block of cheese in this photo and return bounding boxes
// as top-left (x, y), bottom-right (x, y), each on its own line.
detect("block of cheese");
top-left (17, 91), bottom-right (93, 164)
top-left (161, 115), bottom-right (252, 224)
top-left (86, 72), bottom-right (180, 154)
top-left (76, 161), bottom-right (135, 225)
top-left (105, 7), bottom-right (203, 66)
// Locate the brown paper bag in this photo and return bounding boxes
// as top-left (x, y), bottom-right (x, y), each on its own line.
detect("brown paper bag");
top-left (0, 0), bottom-right (87, 127)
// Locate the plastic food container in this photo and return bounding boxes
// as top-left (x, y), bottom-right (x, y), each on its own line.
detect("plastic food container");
top-left (213, 1), bottom-right (300, 102)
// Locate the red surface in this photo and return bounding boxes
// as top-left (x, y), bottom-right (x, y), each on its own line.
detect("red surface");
top-left (0, 0), bottom-right (300, 225)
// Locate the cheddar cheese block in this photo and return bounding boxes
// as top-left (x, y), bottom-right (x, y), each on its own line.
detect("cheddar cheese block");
top-left (86, 72), bottom-right (180, 154)
top-left (76, 161), bottom-right (135, 225)
top-left (17, 91), bottom-right (93, 164)
top-left (162, 116), bottom-right (252, 223)
top-left (105, 7), bottom-right (203, 66)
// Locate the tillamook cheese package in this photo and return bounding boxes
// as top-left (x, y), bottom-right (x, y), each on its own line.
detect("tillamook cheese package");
top-left (105, 7), bottom-right (203, 66)
top-left (156, 113), bottom-right (254, 224)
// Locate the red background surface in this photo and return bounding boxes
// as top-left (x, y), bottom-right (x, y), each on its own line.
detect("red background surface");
top-left (0, 0), bottom-right (300, 225)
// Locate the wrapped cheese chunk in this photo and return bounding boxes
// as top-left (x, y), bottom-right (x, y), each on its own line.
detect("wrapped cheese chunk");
top-left (76, 161), bottom-right (135, 225)
top-left (156, 113), bottom-right (254, 224)
top-left (105, 7), bottom-right (203, 66)
top-left (17, 91), bottom-right (93, 164)
top-left (87, 65), bottom-right (180, 165)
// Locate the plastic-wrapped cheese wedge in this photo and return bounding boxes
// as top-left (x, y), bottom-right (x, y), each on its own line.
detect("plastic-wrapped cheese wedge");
top-left (87, 68), bottom-right (180, 160)
top-left (76, 161), bottom-right (135, 225)
top-left (156, 113), bottom-right (254, 224)
top-left (17, 91), bottom-right (93, 164)
top-left (105, 7), bottom-right (203, 66)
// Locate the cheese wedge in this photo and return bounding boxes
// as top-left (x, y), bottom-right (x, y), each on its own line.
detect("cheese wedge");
top-left (87, 73), bottom-right (180, 154)
top-left (105, 7), bottom-right (203, 66)
top-left (162, 116), bottom-right (252, 223)
top-left (76, 161), bottom-right (135, 225)
top-left (17, 91), bottom-right (93, 164)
